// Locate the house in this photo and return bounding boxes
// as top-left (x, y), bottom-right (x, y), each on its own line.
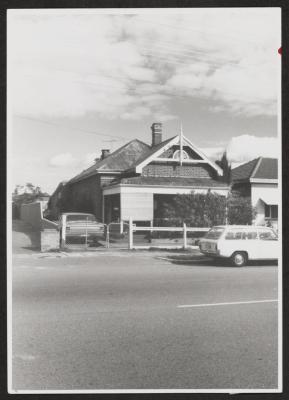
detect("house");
top-left (57, 123), bottom-right (229, 224)
top-left (231, 157), bottom-right (278, 229)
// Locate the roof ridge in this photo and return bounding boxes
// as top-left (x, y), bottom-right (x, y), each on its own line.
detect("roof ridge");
top-left (251, 156), bottom-right (263, 179)
top-left (81, 138), bottom-right (150, 173)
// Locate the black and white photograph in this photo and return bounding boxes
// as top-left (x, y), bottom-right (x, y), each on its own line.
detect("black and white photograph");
top-left (7, 7), bottom-right (282, 393)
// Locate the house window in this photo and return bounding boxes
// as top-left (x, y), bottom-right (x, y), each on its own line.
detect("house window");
top-left (265, 204), bottom-right (278, 219)
top-left (173, 149), bottom-right (189, 160)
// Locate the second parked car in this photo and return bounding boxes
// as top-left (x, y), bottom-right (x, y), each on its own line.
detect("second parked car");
top-left (59, 213), bottom-right (105, 245)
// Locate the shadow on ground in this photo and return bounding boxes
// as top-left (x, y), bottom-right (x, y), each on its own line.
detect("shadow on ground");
top-left (12, 220), bottom-right (40, 253)
top-left (161, 254), bottom-right (278, 268)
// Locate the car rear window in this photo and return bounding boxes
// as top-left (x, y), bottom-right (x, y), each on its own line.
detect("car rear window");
top-left (258, 229), bottom-right (277, 240)
top-left (205, 227), bottom-right (225, 240)
top-left (67, 215), bottom-right (96, 222)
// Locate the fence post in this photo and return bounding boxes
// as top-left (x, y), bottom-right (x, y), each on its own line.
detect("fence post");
top-left (225, 196), bottom-right (228, 225)
top-left (85, 216), bottom-right (88, 250)
top-left (61, 216), bottom-right (66, 248)
top-left (129, 217), bottom-right (133, 249)
top-left (106, 224), bottom-right (110, 249)
top-left (183, 222), bottom-right (187, 249)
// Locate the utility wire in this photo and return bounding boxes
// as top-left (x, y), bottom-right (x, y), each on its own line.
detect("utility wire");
top-left (14, 115), bottom-right (130, 141)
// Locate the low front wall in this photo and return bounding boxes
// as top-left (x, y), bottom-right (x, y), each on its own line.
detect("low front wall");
top-left (41, 229), bottom-right (60, 252)
top-left (20, 202), bottom-right (43, 230)
top-left (20, 202), bottom-right (60, 251)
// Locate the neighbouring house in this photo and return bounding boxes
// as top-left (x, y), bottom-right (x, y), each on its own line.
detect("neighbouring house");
top-left (231, 157), bottom-right (278, 229)
top-left (45, 181), bottom-right (67, 220)
top-left (52, 123), bottom-right (229, 224)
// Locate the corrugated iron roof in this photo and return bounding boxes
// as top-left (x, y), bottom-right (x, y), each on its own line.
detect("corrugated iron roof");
top-left (231, 157), bottom-right (278, 182)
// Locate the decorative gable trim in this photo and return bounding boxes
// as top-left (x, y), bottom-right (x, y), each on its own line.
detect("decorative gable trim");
top-left (181, 137), bottom-right (223, 176)
top-left (135, 136), bottom-right (179, 173)
top-left (135, 135), bottom-right (223, 176)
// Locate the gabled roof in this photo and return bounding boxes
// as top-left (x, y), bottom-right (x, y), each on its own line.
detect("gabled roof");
top-left (69, 139), bottom-right (151, 184)
top-left (252, 158), bottom-right (278, 179)
top-left (68, 132), bottom-right (223, 185)
top-left (131, 136), bottom-right (177, 168)
top-left (134, 134), bottom-right (223, 176)
top-left (231, 157), bottom-right (278, 182)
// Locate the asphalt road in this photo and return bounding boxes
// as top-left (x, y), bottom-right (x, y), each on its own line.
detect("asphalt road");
top-left (11, 251), bottom-right (279, 391)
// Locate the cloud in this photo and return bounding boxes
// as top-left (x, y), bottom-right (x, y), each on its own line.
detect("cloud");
top-left (49, 153), bottom-right (77, 167)
top-left (8, 9), bottom-right (280, 120)
top-left (202, 135), bottom-right (279, 164)
top-left (226, 135), bottom-right (279, 163)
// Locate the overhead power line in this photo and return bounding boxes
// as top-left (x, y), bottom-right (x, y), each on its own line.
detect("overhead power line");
top-left (14, 115), bottom-right (130, 141)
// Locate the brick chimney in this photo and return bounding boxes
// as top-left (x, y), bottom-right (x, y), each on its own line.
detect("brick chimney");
top-left (101, 149), bottom-right (110, 160)
top-left (151, 123), bottom-right (162, 147)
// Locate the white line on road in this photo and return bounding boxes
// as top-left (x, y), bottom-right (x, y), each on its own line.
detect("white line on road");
top-left (178, 299), bottom-right (278, 308)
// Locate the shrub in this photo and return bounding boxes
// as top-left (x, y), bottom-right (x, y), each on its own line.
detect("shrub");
top-left (227, 194), bottom-right (255, 225)
top-left (158, 191), bottom-right (255, 228)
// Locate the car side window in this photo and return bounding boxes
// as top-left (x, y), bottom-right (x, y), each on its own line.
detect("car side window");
top-left (225, 230), bottom-right (244, 240)
top-left (243, 231), bottom-right (258, 240)
top-left (259, 230), bottom-right (277, 241)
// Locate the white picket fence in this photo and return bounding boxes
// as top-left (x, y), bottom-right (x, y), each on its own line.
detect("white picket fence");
top-left (127, 217), bottom-right (210, 250)
top-left (60, 218), bottom-right (210, 250)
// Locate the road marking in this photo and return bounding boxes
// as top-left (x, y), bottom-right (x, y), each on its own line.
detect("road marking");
top-left (178, 299), bottom-right (278, 308)
top-left (13, 354), bottom-right (36, 361)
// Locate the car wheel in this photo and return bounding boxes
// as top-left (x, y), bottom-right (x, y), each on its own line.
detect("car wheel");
top-left (231, 251), bottom-right (247, 267)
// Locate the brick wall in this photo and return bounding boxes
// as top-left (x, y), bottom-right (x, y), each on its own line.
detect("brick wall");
top-left (20, 202), bottom-right (43, 230)
top-left (142, 163), bottom-right (212, 178)
top-left (67, 174), bottom-right (118, 222)
top-left (40, 229), bottom-right (60, 252)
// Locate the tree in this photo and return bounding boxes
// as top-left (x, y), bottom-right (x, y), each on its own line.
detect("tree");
top-left (12, 183), bottom-right (49, 219)
top-left (215, 151), bottom-right (231, 183)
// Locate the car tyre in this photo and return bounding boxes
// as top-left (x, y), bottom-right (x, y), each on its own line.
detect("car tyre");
top-left (231, 251), bottom-right (247, 267)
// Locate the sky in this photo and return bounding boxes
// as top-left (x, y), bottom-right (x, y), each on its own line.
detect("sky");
top-left (8, 8), bottom-right (281, 194)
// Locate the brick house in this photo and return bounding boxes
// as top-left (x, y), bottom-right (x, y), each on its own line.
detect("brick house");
top-left (56, 123), bottom-right (229, 224)
top-left (231, 157), bottom-right (278, 229)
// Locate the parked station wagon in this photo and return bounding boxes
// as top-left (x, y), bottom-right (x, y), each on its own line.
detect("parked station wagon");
top-left (199, 225), bottom-right (278, 266)
top-left (59, 213), bottom-right (105, 245)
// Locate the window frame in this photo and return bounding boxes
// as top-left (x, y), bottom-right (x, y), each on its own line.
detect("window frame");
top-left (264, 204), bottom-right (278, 219)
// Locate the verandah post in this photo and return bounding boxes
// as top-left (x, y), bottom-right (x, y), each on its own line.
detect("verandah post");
top-left (129, 217), bottom-right (133, 249)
